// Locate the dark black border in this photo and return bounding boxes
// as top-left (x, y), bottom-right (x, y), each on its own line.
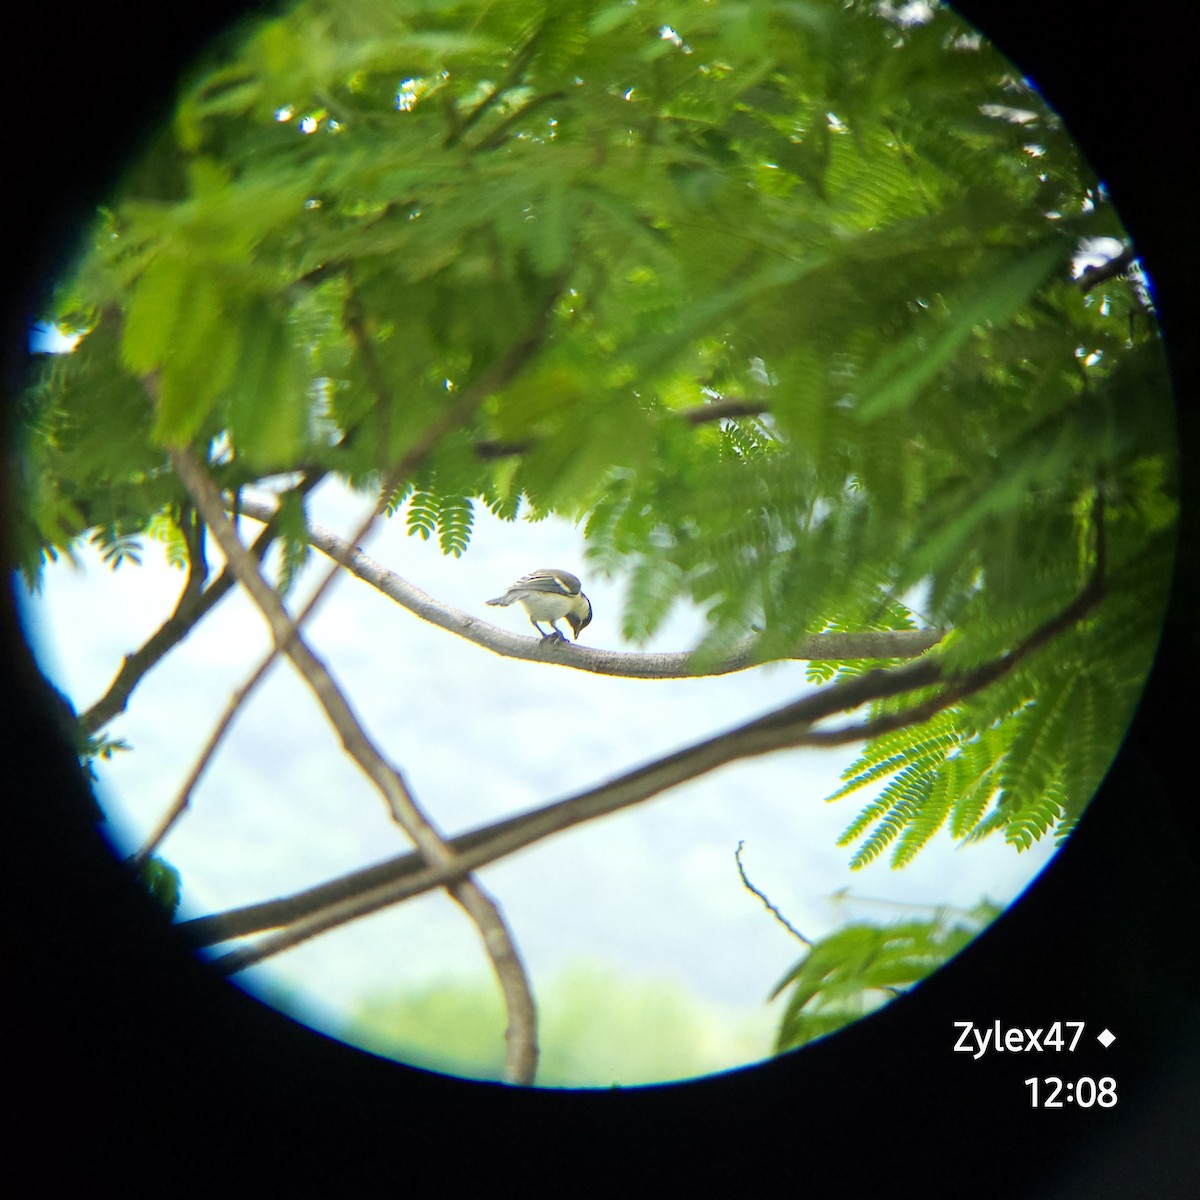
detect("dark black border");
top-left (5, 2), bottom-right (1197, 1192)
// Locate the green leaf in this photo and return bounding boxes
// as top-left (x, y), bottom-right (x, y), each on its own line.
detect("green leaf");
top-left (121, 253), bottom-right (190, 375)
top-left (274, 488), bottom-right (312, 597)
top-left (771, 905), bottom-right (1000, 1052)
top-left (226, 301), bottom-right (307, 468)
top-left (135, 856), bottom-right (183, 917)
top-left (151, 269), bottom-right (241, 445)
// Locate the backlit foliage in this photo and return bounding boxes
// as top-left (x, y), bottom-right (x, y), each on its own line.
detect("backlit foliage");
top-left (19, 0), bottom-right (1175, 870)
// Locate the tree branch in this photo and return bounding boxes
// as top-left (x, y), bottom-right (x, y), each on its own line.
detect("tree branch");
top-left (79, 475), bottom-right (323, 736)
top-left (130, 270), bottom-right (565, 862)
top-left (1077, 246), bottom-right (1137, 293)
top-left (472, 90), bottom-right (568, 153)
top-left (133, 651), bottom-right (282, 865)
top-left (181, 654), bottom-right (942, 951)
top-left (167, 445), bottom-right (539, 1085)
top-left (735, 841), bottom-right (812, 945)
top-left (153, 280), bottom-right (567, 1081)
top-left (184, 523), bottom-right (1107, 964)
top-left (444, 22), bottom-right (546, 150)
top-left (471, 248), bottom-right (1132, 463)
top-left (472, 397), bottom-right (773, 460)
top-left (230, 494), bottom-right (944, 673)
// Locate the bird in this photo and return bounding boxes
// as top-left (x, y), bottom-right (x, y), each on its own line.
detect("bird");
top-left (486, 568), bottom-right (593, 642)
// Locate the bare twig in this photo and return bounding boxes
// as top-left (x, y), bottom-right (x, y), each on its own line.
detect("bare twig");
top-left (134, 652), bottom-right (281, 865)
top-left (735, 841), bottom-right (812, 945)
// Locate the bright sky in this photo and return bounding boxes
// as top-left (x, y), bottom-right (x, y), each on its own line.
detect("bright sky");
top-left (19, 470), bottom-right (1060, 1082)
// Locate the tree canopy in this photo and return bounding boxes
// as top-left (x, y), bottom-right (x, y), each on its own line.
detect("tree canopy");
top-left (15, 0), bottom-right (1176, 1083)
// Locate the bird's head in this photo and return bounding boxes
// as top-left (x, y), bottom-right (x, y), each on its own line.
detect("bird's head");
top-left (566, 593), bottom-right (593, 639)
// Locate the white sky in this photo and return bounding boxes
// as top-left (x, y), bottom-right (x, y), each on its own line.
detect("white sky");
top-left (19, 476), bottom-right (1062, 1081)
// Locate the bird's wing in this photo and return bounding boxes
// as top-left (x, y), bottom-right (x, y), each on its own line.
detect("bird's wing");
top-left (509, 569), bottom-right (581, 597)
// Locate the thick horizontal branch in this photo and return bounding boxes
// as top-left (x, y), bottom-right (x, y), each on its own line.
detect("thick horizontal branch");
top-left (233, 495), bottom-right (942, 674)
top-left (184, 532), bottom-right (1107, 961)
top-left (182, 655), bottom-right (948, 952)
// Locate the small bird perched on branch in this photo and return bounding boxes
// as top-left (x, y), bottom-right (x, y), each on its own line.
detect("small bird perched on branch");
top-left (487, 569), bottom-right (593, 642)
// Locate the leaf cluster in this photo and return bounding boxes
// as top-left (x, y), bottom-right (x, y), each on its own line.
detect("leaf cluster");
top-left (134, 855), bottom-right (184, 917)
top-left (17, 0), bottom-right (1176, 868)
top-left (771, 901), bottom-right (1001, 1052)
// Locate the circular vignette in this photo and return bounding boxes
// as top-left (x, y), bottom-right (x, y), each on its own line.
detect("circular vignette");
top-left (4, 0), bottom-right (1198, 1186)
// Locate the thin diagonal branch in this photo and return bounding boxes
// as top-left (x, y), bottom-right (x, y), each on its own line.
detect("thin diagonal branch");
top-left (444, 22), bottom-right (545, 150)
top-left (138, 484), bottom-right (399, 864)
top-left (735, 841), bottom-right (812, 945)
top-left (133, 652), bottom-right (282, 865)
top-left (1077, 246), bottom-right (1137, 293)
top-left (168, 444), bottom-right (539, 1085)
top-left (473, 90), bottom-right (568, 153)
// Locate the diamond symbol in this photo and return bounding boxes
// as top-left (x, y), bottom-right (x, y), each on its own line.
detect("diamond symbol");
top-left (1097, 1028), bottom-right (1116, 1048)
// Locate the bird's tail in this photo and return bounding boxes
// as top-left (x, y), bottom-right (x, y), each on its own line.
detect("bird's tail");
top-left (486, 594), bottom-right (514, 607)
